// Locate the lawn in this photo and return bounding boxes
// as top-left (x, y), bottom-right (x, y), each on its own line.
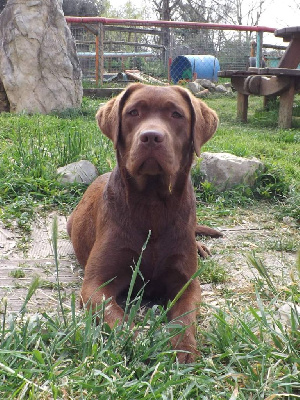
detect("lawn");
top-left (0, 92), bottom-right (299, 399)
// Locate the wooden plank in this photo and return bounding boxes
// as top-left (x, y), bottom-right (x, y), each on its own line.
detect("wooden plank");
top-left (218, 70), bottom-right (257, 78)
top-left (249, 67), bottom-right (300, 76)
top-left (219, 68), bottom-right (300, 79)
top-left (124, 70), bottom-right (168, 85)
top-left (275, 26), bottom-right (300, 40)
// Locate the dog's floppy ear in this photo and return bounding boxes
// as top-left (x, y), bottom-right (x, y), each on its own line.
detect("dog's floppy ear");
top-left (96, 83), bottom-right (142, 148)
top-left (188, 92), bottom-right (219, 157)
top-left (96, 95), bottom-right (122, 148)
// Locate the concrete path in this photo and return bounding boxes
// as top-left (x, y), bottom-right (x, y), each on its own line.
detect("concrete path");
top-left (0, 214), bottom-right (81, 314)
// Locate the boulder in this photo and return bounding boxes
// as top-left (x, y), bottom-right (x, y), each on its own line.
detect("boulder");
top-left (196, 79), bottom-right (216, 91)
top-left (199, 152), bottom-right (265, 191)
top-left (187, 81), bottom-right (204, 95)
top-left (215, 84), bottom-right (228, 93)
top-left (0, 79), bottom-right (9, 112)
top-left (57, 160), bottom-right (98, 185)
top-left (195, 88), bottom-right (210, 98)
top-left (0, 0), bottom-right (82, 114)
top-left (277, 302), bottom-right (300, 329)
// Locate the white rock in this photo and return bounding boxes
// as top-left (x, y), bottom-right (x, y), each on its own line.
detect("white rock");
top-left (57, 160), bottom-right (99, 184)
top-left (277, 302), bottom-right (300, 329)
top-left (187, 81), bottom-right (204, 95)
top-left (196, 79), bottom-right (216, 90)
top-left (200, 152), bottom-right (265, 191)
top-left (215, 84), bottom-right (228, 93)
top-left (0, 0), bottom-right (82, 114)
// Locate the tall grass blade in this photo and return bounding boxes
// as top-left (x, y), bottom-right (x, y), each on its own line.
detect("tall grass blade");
top-left (19, 276), bottom-right (40, 315)
top-left (122, 230), bottom-right (151, 326)
top-left (168, 264), bottom-right (207, 311)
top-left (0, 361), bottom-right (50, 394)
top-left (1, 297), bottom-right (7, 343)
top-left (296, 250), bottom-right (300, 281)
top-left (247, 252), bottom-right (277, 293)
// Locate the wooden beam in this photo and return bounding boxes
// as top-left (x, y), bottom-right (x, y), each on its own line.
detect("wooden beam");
top-left (231, 76), bottom-right (250, 95)
top-left (278, 78), bottom-right (295, 128)
top-left (237, 92), bottom-right (249, 122)
top-left (245, 75), bottom-right (291, 96)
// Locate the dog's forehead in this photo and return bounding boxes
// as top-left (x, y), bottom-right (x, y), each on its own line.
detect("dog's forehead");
top-left (126, 85), bottom-right (190, 109)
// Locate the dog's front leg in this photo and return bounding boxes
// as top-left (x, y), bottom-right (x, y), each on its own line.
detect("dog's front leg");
top-left (81, 276), bottom-right (126, 328)
top-left (80, 245), bottom-right (133, 328)
top-left (167, 279), bottom-right (201, 363)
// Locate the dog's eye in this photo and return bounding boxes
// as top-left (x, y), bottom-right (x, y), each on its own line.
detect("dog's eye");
top-left (172, 111), bottom-right (183, 119)
top-left (128, 109), bottom-right (139, 116)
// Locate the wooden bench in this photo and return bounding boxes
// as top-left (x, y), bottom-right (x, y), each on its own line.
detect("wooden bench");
top-left (218, 68), bottom-right (300, 128)
top-left (218, 26), bottom-right (300, 129)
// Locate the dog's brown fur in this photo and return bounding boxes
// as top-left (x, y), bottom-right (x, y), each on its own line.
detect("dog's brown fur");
top-left (67, 83), bottom-right (221, 363)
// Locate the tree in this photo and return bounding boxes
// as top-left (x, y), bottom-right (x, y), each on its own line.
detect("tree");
top-left (62, 0), bottom-right (104, 16)
top-left (106, 0), bottom-right (149, 19)
top-left (0, 0), bottom-right (7, 13)
top-left (174, 0), bottom-right (269, 27)
top-left (151, 0), bottom-right (270, 68)
top-left (151, 0), bottom-right (182, 62)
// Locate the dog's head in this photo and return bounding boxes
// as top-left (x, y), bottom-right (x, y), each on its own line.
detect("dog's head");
top-left (96, 83), bottom-right (218, 185)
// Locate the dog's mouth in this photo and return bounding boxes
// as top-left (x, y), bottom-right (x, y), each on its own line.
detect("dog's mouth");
top-left (138, 157), bottom-right (163, 176)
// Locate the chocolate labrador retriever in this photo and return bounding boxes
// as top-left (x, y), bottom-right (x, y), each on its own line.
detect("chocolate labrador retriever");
top-left (67, 83), bottom-right (222, 363)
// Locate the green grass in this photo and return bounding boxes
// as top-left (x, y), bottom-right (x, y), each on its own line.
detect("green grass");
top-left (0, 92), bottom-right (300, 398)
top-left (0, 98), bottom-right (114, 232)
top-left (9, 269), bottom-right (26, 279)
top-left (0, 222), bottom-right (299, 398)
top-left (1, 94), bottom-right (299, 231)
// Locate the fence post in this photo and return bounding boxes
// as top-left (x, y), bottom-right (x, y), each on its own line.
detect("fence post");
top-left (97, 22), bottom-right (104, 86)
top-left (256, 31), bottom-right (263, 68)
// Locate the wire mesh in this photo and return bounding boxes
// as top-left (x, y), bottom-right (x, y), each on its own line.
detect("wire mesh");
top-left (68, 22), bottom-right (282, 85)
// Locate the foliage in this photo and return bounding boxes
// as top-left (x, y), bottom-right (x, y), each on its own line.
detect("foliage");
top-left (62, 0), bottom-right (104, 16)
top-left (0, 0), bottom-right (6, 13)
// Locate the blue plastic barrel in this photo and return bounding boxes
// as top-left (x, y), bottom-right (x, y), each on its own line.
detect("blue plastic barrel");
top-left (170, 55), bottom-right (220, 83)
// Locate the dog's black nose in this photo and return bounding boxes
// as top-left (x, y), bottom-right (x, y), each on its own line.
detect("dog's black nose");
top-left (140, 130), bottom-right (164, 144)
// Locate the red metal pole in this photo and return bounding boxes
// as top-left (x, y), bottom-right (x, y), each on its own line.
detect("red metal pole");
top-left (65, 16), bottom-right (276, 33)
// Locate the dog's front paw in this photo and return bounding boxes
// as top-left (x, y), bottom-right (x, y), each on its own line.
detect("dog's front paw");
top-left (171, 336), bottom-right (200, 364)
top-left (196, 241), bottom-right (211, 258)
top-left (175, 344), bottom-right (200, 364)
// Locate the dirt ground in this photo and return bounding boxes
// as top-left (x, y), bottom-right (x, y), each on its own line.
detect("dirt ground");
top-left (0, 207), bottom-right (299, 315)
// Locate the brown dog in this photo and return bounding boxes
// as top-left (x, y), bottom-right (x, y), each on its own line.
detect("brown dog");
top-left (67, 83), bottom-right (221, 363)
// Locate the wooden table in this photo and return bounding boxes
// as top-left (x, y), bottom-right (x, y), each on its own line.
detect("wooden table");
top-left (218, 27), bottom-right (300, 129)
